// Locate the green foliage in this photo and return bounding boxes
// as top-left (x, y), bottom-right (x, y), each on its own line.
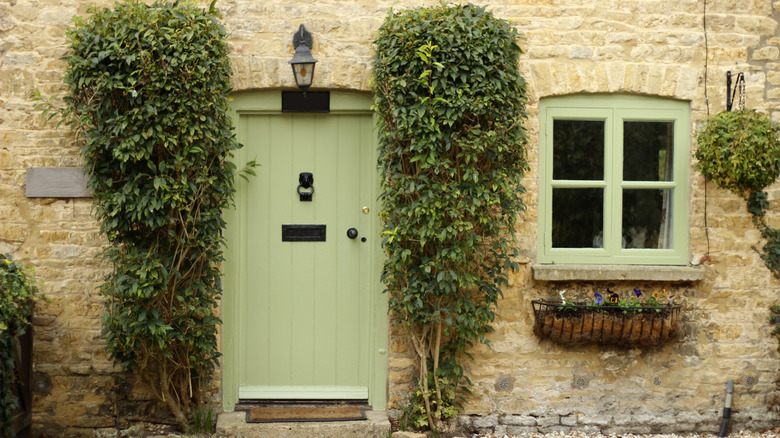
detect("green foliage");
top-left (60, 1), bottom-right (243, 430)
top-left (695, 109), bottom-right (780, 279)
top-left (188, 403), bottom-right (215, 434)
top-left (696, 109), bottom-right (780, 358)
top-left (770, 304), bottom-right (780, 349)
top-left (372, 3), bottom-right (528, 432)
top-left (0, 255), bottom-right (44, 438)
top-left (695, 109), bottom-right (780, 195)
top-left (747, 191), bottom-right (780, 279)
top-left (398, 376), bottom-right (458, 432)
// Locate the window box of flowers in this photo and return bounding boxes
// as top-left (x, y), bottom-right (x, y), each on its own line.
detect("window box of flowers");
top-left (531, 289), bottom-right (682, 347)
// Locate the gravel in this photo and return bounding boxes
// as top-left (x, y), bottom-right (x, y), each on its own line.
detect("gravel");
top-left (472, 430), bottom-right (780, 438)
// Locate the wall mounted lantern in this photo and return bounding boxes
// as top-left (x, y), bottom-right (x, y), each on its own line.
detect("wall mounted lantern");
top-left (289, 24), bottom-right (318, 91)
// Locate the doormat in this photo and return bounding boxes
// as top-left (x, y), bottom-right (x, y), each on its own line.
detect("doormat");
top-left (245, 406), bottom-right (366, 423)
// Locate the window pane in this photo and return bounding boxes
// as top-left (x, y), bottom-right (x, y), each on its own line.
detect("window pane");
top-left (552, 188), bottom-right (604, 248)
top-left (622, 189), bottom-right (673, 249)
top-left (553, 120), bottom-right (604, 180)
top-left (623, 121), bottom-right (674, 181)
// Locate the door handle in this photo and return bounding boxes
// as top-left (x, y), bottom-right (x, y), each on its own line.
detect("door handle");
top-left (346, 228), bottom-right (359, 239)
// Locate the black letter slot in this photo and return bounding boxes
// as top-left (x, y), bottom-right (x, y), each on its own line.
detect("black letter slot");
top-left (282, 224), bottom-right (327, 242)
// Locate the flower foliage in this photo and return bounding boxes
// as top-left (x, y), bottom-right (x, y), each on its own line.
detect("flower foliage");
top-left (585, 288), bottom-right (670, 313)
top-left (61, 1), bottom-right (240, 430)
top-left (372, 3), bottom-right (528, 431)
top-left (0, 255), bottom-right (43, 437)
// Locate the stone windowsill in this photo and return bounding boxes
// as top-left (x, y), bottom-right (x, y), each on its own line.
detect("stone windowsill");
top-left (532, 264), bottom-right (706, 282)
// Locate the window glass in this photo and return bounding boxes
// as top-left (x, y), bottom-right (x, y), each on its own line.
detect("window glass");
top-left (622, 189), bottom-right (673, 249)
top-left (553, 120), bottom-right (604, 180)
top-left (552, 188), bottom-right (604, 248)
top-left (623, 121), bottom-right (674, 182)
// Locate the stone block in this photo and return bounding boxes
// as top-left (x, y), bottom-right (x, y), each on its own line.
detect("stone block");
top-left (736, 15), bottom-right (779, 35)
top-left (499, 414), bottom-right (537, 427)
top-left (579, 413), bottom-right (612, 427)
top-left (471, 414), bottom-right (498, 429)
top-left (388, 369), bottom-right (413, 385)
top-left (535, 415), bottom-right (561, 427)
top-left (392, 432), bottom-right (426, 438)
top-left (753, 46), bottom-right (780, 60)
top-left (506, 426), bottom-right (538, 434)
top-left (569, 46), bottom-right (593, 59)
top-left (560, 414), bottom-right (577, 426)
top-left (538, 425), bottom-right (573, 434)
top-left (767, 88), bottom-right (780, 99)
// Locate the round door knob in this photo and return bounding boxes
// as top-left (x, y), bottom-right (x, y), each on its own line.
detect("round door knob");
top-left (346, 228), bottom-right (359, 239)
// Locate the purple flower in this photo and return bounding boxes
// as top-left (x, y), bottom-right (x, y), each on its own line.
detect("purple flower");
top-left (634, 288), bottom-right (642, 298)
top-left (610, 293), bottom-right (619, 304)
top-left (594, 293), bottom-right (603, 305)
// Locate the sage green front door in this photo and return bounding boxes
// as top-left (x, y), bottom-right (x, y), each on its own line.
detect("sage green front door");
top-left (223, 92), bottom-right (387, 410)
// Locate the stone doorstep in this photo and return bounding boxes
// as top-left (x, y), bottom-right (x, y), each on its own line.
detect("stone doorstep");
top-left (215, 410), bottom-right (390, 438)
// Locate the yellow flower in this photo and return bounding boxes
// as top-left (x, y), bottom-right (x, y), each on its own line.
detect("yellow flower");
top-left (652, 290), bottom-right (660, 298)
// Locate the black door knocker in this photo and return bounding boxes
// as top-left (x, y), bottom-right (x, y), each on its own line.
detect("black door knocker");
top-left (298, 172), bottom-right (314, 201)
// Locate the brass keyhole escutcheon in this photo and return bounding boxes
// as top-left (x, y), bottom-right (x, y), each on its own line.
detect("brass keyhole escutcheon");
top-left (362, 206), bottom-right (370, 214)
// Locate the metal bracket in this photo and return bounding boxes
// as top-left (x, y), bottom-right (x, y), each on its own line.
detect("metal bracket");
top-left (726, 71), bottom-right (745, 111)
top-left (293, 24), bottom-right (313, 49)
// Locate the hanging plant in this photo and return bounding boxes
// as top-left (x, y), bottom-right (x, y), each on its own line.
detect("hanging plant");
top-left (695, 109), bottom-right (780, 278)
top-left (695, 109), bottom-right (780, 195)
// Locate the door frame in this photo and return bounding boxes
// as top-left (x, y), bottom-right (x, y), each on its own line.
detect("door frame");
top-left (221, 90), bottom-right (387, 411)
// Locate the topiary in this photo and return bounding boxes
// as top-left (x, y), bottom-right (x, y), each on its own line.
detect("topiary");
top-left (59, 1), bottom-right (252, 430)
top-left (373, 3), bottom-right (528, 432)
top-left (695, 109), bottom-right (780, 196)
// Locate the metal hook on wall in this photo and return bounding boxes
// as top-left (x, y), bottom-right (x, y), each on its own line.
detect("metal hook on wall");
top-left (726, 71), bottom-right (746, 111)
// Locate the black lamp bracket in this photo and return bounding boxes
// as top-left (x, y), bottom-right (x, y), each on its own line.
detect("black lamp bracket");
top-left (293, 24), bottom-right (313, 50)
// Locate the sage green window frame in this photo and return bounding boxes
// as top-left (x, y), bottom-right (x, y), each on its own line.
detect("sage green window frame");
top-left (537, 94), bottom-right (690, 265)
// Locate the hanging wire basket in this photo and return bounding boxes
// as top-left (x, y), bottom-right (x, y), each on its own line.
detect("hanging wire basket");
top-left (531, 299), bottom-right (682, 347)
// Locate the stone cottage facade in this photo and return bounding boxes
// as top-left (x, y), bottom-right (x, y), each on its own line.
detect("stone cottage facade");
top-left (2, 0), bottom-right (780, 435)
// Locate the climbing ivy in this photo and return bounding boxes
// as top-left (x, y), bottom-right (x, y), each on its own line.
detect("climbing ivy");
top-left (60, 1), bottom-right (250, 430)
top-left (695, 109), bottom-right (780, 278)
top-left (373, 4), bottom-right (528, 432)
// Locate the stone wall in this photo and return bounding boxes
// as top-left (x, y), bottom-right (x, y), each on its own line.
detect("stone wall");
top-left (453, 1), bottom-right (780, 434)
top-left (1, 0), bottom-right (779, 435)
